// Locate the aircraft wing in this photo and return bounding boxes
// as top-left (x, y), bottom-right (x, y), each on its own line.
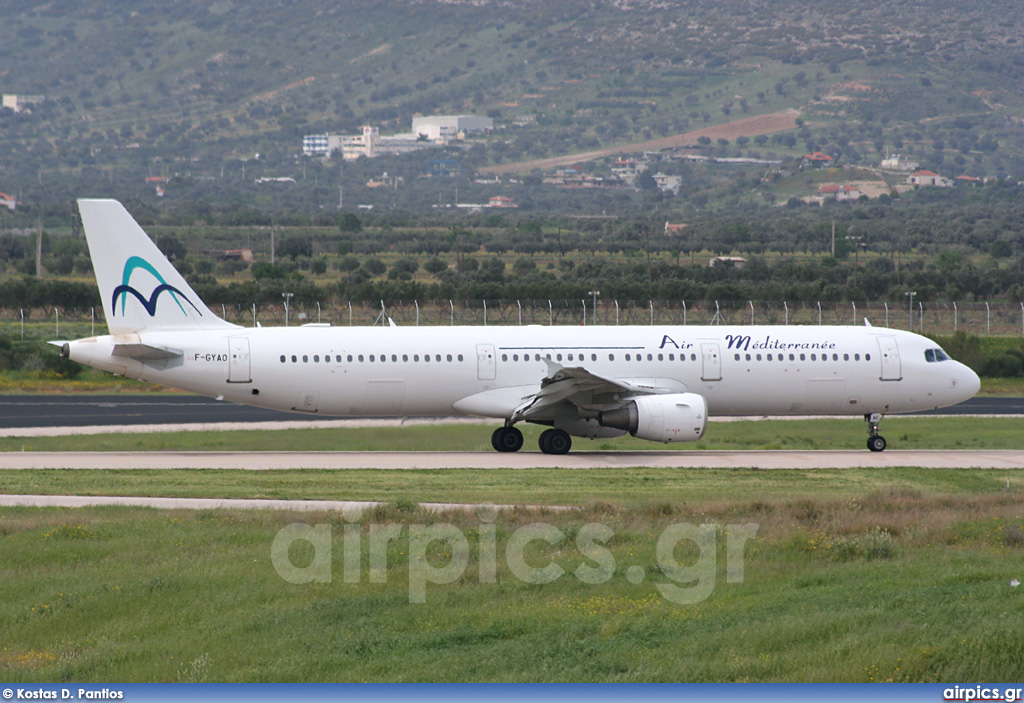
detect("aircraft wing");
top-left (510, 359), bottom-right (662, 422)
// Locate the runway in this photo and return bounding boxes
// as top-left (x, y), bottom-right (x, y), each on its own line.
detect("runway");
top-left (1, 449), bottom-right (1021, 469)
top-left (0, 394), bottom-right (1019, 433)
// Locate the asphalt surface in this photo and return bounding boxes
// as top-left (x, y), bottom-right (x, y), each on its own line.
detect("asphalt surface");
top-left (0, 394), bottom-right (1020, 429)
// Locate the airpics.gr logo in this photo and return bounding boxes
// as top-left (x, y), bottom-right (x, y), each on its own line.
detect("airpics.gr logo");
top-left (111, 256), bottom-right (202, 318)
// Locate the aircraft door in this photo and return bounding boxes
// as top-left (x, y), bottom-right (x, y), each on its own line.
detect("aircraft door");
top-left (227, 337), bottom-right (251, 383)
top-left (877, 336), bottom-right (902, 381)
top-left (700, 342), bottom-right (722, 381)
top-left (476, 343), bottom-right (496, 380)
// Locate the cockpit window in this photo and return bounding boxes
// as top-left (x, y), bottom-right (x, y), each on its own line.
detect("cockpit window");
top-left (925, 348), bottom-right (951, 362)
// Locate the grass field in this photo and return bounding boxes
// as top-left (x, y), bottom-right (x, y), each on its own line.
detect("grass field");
top-left (2, 478), bottom-right (1023, 682)
top-left (4, 416), bottom-right (1023, 453)
top-left (2, 416), bottom-right (1023, 682)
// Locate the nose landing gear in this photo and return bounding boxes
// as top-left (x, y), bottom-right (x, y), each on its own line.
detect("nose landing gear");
top-left (865, 412), bottom-right (887, 452)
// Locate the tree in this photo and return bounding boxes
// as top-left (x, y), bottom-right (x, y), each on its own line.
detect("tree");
top-left (339, 213), bottom-right (362, 233)
top-left (636, 170), bottom-right (658, 191)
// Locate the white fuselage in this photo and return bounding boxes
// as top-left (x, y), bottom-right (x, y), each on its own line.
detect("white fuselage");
top-left (65, 324), bottom-right (980, 420)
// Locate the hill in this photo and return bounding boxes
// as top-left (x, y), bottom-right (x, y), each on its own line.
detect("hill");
top-left (0, 0), bottom-right (1022, 217)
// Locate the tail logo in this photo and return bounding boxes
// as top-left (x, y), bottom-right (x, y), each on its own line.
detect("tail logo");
top-left (112, 256), bottom-right (202, 318)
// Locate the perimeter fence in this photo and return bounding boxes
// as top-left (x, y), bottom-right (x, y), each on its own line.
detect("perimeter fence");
top-left (5, 300), bottom-right (1024, 341)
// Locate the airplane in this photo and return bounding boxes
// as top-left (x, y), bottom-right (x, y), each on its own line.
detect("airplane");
top-left (58, 199), bottom-right (980, 454)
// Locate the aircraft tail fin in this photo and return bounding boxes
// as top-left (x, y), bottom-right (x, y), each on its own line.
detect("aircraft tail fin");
top-left (78, 199), bottom-right (238, 335)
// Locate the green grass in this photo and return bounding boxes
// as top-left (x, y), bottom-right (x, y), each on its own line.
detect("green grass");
top-left (2, 482), bottom-right (1023, 681)
top-left (0, 466), bottom-right (1021, 506)
top-left (4, 416), bottom-right (1022, 453)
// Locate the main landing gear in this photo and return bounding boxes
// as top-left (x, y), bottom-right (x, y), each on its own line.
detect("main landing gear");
top-left (490, 425), bottom-right (572, 454)
top-left (865, 412), bottom-right (887, 452)
top-left (538, 428), bottom-right (572, 455)
top-left (491, 425), bottom-right (524, 453)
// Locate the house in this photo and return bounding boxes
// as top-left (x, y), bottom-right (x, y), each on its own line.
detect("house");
top-left (651, 172), bottom-right (682, 194)
top-left (610, 159), bottom-right (646, 183)
top-left (487, 196), bottom-right (517, 209)
top-left (0, 191), bottom-right (17, 211)
top-left (816, 184), bottom-right (861, 202)
top-left (1, 94), bottom-right (44, 113)
top-left (880, 154), bottom-right (919, 171)
top-left (908, 170), bottom-right (952, 187)
top-left (802, 151), bottom-right (834, 167)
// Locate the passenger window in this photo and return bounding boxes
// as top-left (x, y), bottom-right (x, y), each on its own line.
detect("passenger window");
top-left (669, 354), bottom-right (675, 361)
top-left (414, 354), bottom-right (420, 362)
top-left (625, 354), bottom-right (631, 361)
top-left (302, 355), bottom-right (308, 363)
top-left (446, 354), bottom-right (452, 362)
top-left (833, 354), bottom-right (839, 361)
top-left (556, 354), bottom-right (563, 361)
top-left (502, 354), bottom-right (508, 362)
top-left (767, 354), bottom-right (773, 361)
top-left (313, 355), bottom-right (320, 363)
top-left (458, 354), bottom-right (464, 362)
top-left (658, 353), bottom-right (664, 361)
top-left (800, 354), bottom-right (805, 361)
top-left (756, 354), bottom-right (762, 361)
top-left (609, 354), bottom-right (615, 361)
top-left (691, 353), bottom-right (697, 361)
top-left (280, 355), bottom-right (285, 363)
top-left (369, 355), bottom-right (375, 362)
top-left (866, 354), bottom-right (871, 361)
top-left (435, 354), bottom-right (441, 362)
top-left (854, 354), bottom-right (860, 361)
top-left (745, 354), bottom-right (751, 361)
top-left (358, 355), bottom-right (364, 362)
top-left (591, 354), bottom-right (597, 361)
top-left (735, 354), bottom-right (741, 361)
top-left (810, 354), bottom-right (816, 361)
top-left (403, 354), bottom-right (409, 362)
top-left (844, 354), bottom-right (849, 361)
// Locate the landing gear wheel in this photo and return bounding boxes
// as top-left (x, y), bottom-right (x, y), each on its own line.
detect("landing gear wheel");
top-left (491, 426), bottom-right (524, 453)
top-left (539, 428), bottom-right (572, 455)
top-left (864, 411), bottom-right (888, 452)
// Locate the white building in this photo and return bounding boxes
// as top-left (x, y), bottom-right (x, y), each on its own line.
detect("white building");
top-left (2, 94), bottom-right (44, 113)
top-left (412, 115), bottom-right (493, 141)
top-left (304, 126), bottom-right (434, 160)
top-left (908, 170), bottom-right (952, 188)
top-left (881, 154), bottom-right (920, 171)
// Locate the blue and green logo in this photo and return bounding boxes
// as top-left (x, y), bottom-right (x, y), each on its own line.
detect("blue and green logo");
top-left (111, 256), bottom-right (201, 317)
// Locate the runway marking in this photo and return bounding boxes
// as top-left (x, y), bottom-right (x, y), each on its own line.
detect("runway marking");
top-left (0, 450), bottom-right (1021, 470)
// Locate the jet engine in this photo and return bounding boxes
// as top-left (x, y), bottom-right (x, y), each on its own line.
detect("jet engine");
top-left (598, 393), bottom-right (708, 443)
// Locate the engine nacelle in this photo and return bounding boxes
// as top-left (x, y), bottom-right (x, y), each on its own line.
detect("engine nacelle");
top-left (598, 393), bottom-right (708, 443)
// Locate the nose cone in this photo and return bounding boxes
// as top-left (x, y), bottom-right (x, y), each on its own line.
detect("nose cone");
top-left (953, 362), bottom-right (981, 403)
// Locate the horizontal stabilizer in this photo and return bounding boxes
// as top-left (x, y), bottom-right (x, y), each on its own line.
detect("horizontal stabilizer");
top-left (112, 343), bottom-right (184, 360)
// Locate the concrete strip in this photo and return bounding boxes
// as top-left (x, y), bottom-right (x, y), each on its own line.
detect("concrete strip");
top-left (0, 450), bottom-right (1021, 470)
top-left (0, 493), bottom-right (555, 513)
